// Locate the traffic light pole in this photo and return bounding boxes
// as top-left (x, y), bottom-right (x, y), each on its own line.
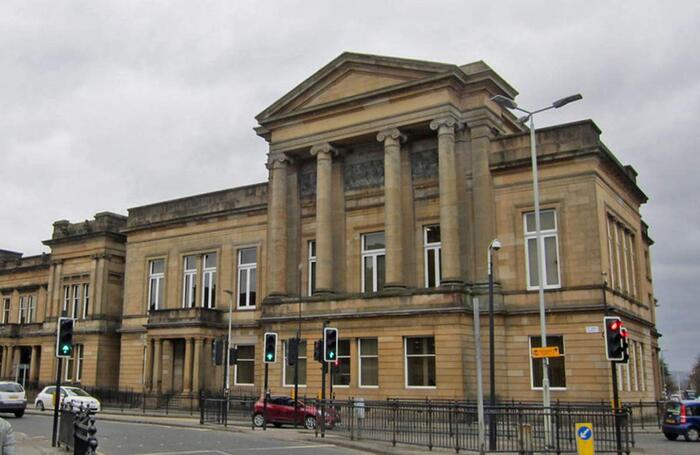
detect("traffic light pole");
top-left (263, 362), bottom-right (269, 431)
top-left (320, 321), bottom-right (328, 438)
top-left (611, 361), bottom-right (622, 455)
top-left (51, 357), bottom-right (62, 447)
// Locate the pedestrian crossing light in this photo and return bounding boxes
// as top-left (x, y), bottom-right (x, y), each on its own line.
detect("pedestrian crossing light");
top-left (56, 317), bottom-right (74, 358)
top-left (323, 327), bottom-right (338, 363)
top-left (264, 332), bottom-right (277, 363)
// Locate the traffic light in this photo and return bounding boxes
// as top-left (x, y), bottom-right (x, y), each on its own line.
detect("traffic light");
top-left (264, 332), bottom-right (277, 363)
top-left (229, 347), bottom-right (238, 366)
top-left (604, 316), bottom-right (624, 361)
top-left (620, 327), bottom-right (630, 364)
top-left (313, 339), bottom-right (323, 363)
top-left (56, 317), bottom-right (74, 358)
top-left (323, 327), bottom-right (338, 362)
top-left (287, 338), bottom-right (299, 366)
top-left (213, 339), bottom-right (224, 365)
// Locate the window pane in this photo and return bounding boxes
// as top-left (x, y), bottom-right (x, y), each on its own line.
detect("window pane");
top-left (525, 213), bottom-right (535, 232)
top-left (309, 262), bottom-right (316, 295)
top-left (333, 359), bottom-right (351, 386)
top-left (157, 278), bottom-right (164, 308)
top-left (427, 249), bottom-right (436, 287)
top-left (376, 255), bottom-right (385, 290)
top-left (238, 270), bottom-right (248, 305)
top-left (361, 358), bottom-right (378, 386)
top-left (308, 240), bottom-right (316, 257)
top-left (364, 257), bottom-right (374, 293)
top-left (151, 259), bottom-right (165, 274)
top-left (240, 248), bottom-right (256, 265)
top-left (237, 361), bottom-right (254, 384)
top-left (540, 211), bottom-right (555, 230)
top-left (249, 269), bottom-right (256, 306)
top-left (407, 337), bottom-right (435, 355)
top-left (425, 225), bottom-right (441, 243)
top-left (238, 345), bottom-right (254, 360)
top-left (407, 357), bottom-right (436, 387)
top-left (527, 237), bottom-right (539, 287)
top-left (338, 340), bottom-right (350, 356)
top-left (360, 339), bottom-right (377, 356)
top-left (184, 255), bottom-right (196, 270)
top-left (531, 336), bottom-right (566, 388)
top-left (210, 272), bottom-right (216, 308)
top-left (545, 236), bottom-right (559, 285)
top-left (205, 253), bottom-right (217, 269)
top-left (363, 232), bottom-right (385, 251)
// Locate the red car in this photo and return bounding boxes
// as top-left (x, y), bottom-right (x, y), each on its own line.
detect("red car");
top-left (253, 396), bottom-right (337, 430)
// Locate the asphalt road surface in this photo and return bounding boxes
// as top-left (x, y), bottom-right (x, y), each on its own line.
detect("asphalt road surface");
top-left (633, 432), bottom-right (700, 455)
top-left (7, 413), bottom-right (369, 455)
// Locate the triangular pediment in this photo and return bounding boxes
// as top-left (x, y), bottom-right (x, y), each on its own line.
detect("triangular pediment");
top-left (256, 52), bottom-right (460, 123)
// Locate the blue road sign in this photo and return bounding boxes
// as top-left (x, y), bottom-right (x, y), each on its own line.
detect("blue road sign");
top-left (577, 425), bottom-right (592, 441)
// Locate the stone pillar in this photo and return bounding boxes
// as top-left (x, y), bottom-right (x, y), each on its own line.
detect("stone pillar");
top-left (152, 339), bottom-right (162, 393)
top-left (470, 124), bottom-right (495, 280)
top-left (183, 338), bottom-right (193, 393)
top-left (52, 261), bottom-right (63, 319)
top-left (192, 338), bottom-right (202, 394)
top-left (310, 143), bottom-right (338, 294)
top-left (1, 346), bottom-right (7, 378)
top-left (89, 255), bottom-right (99, 317)
top-left (144, 339), bottom-right (154, 391)
top-left (162, 339), bottom-right (173, 393)
top-left (266, 154), bottom-right (290, 298)
top-left (378, 128), bottom-right (407, 289)
top-left (94, 255), bottom-right (106, 317)
top-left (11, 347), bottom-right (19, 380)
top-left (430, 116), bottom-right (463, 284)
top-left (29, 346), bottom-right (38, 382)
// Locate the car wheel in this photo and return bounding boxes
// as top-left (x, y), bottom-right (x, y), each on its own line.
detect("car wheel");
top-left (14, 410), bottom-right (24, 418)
top-left (684, 427), bottom-right (700, 442)
top-left (304, 415), bottom-right (316, 430)
top-left (36, 401), bottom-right (45, 411)
top-left (253, 413), bottom-right (265, 427)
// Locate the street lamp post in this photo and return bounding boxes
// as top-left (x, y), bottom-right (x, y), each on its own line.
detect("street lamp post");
top-left (487, 238), bottom-right (501, 450)
top-left (491, 92), bottom-right (582, 446)
top-left (223, 290), bottom-right (235, 394)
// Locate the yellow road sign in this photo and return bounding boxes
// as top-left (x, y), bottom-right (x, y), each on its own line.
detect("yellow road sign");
top-left (531, 346), bottom-right (560, 358)
top-left (575, 422), bottom-right (595, 455)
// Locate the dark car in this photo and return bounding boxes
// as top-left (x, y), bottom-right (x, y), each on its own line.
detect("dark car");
top-left (253, 396), bottom-right (337, 430)
top-left (662, 400), bottom-right (700, 442)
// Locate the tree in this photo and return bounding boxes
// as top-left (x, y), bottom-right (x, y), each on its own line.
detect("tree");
top-left (689, 354), bottom-right (700, 393)
top-left (661, 357), bottom-right (677, 395)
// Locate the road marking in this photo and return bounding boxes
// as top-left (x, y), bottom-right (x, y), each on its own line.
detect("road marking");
top-left (133, 451), bottom-right (230, 455)
top-left (133, 444), bottom-right (336, 455)
top-left (237, 444), bottom-right (336, 451)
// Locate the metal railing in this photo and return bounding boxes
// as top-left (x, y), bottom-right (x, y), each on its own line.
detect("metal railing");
top-left (57, 403), bottom-right (99, 455)
top-left (200, 393), bottom-right (257, 426)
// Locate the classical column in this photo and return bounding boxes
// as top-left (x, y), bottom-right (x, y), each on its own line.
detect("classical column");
top-left (152, 339), bottom-right (162, 393)
top-left (52, 261), bottom-right (63, 319)
top-left (94, 255), bottom-right (106, 317)
top-left (162, 339), bottom-right (173, 393)
top-left (192, 338), bottom-right (202, 394)
top-left (377, 128), bottom-right (407, 289)
top-left (29, 346), bottom-right (39, 382)
top-left (0, 346), bottom-right (7, 378)
top-left (310, 143), bottom-right (338, 294)
top-left (266, 154), bottom-right (290, 298)
top-left (89, 255), bottom-right (99, 317)
top-left (430, 116), bottom-right (463, 284)
top-left (470, 124), bottom-right (495, 280)
top-left (183, 338), bottom-right (193, 393)
top-left (144, 339), bottom-right (154, 391)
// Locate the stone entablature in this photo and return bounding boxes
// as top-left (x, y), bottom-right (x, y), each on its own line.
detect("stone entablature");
top-left (0, 253), bottom-right (50, 271)
top-left (47, 212), bottom-right (127, 244)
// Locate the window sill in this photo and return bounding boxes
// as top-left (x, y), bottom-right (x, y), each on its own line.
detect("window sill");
top-left (282, 384), bottom-right (307, 388)
top-left (237, 306), bottom-right (256, 311)
top-left (405, 386), bottom-right (437, 389)
top-left (359, 385), bottom-right (379, 389)
top-left (531, 387), bottom-right (567, 391)
top-left (233, 383), bottom-right (255, 387)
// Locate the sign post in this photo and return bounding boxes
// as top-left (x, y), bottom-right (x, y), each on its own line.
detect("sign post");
top-left (575, 422), bottom-right (595, 455)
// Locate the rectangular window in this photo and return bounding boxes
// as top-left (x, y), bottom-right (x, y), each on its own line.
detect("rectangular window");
top-left (82, 284), bottom-right (90, 319)
top-left (308, 240), bottom-right (317, 296)
top-left (359, 338), bottom-right (379, 387)
top-left (362, 232), bottom-right (386, 293)
top-left (530, 335), bottom-right (566, 389)
top-left (332, 340), bottom-right (351, 387)
top-left (639, 343), bottom-right (646, 392)
top-left (614, 224), bottom-right (623, 290)
top-left (237, 248), bottom-right (257, 308)
top-left (63, 285), bottom-right (70, 317)
top-left (283, 340), bottom-right (306, 387)
top-left (182, 255), bottom-right (197, 308)
top-left (27, 295), bottom-right (35, 323)
top-left (148, 259), bottom-right (165, 311)
top-left (405, 337), bottom-right (436, 388)
top-left (424, 225), bottom-right (442, 287)
top-left (76, 344), bottom-right (84, 382)
top-left (65, 353), bottom-right (74, 382)
top-left (1, 297), bottom-right (9, 324)
top-left (235, 345), bottom-right (255, 386)
top-left (622, 228), bottom-right (631, 294)
top-left (607, 217), bottom-right (616, 286)
top-left (18, 296), bottom-right (27, 324)
top-left (71, 284), bottom-right (80, 318)
top-left (524, 210), bottom-right (561, 289)
top-left (202, 253), bottom-right (217, 309)
top-left (627, 233), bottom-right (637, 296)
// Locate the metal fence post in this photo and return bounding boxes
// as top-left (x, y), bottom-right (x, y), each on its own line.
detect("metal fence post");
top-left (392, 400), bottom-right (398, 447)
top-left (349, 398), bottom-right (355, 441)
top-left (428, 399), bottom-right (433, 451)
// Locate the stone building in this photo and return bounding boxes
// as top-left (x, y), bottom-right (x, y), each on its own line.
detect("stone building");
top-left (0, 53), bottom-right (661, 403)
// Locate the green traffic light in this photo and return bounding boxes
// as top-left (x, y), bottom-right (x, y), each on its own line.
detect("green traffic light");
top-left (329, 352), bottom-right (335, 359)
top-left (266, 353), bottom-right (273, 360)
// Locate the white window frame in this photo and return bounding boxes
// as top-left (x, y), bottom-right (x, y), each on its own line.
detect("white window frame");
top-left (1, 297), bottom-right (9, 324)
top-left (63, 285), bottom-right (70, 316)
top-left (234, 345), bottom-right (255, 386)
top-left (71, 284), bottom-right (81, 318)
top-left (237, 248), bottom-right (257, 309)
top-left (424, 225), bottom-right (441, 287)
top-left (82, 284), bottom-right (90, 319)
top-left (308, 240), bottom-right (317, 296)
top-left (182, 255), bottom-right (197, 309)
top-left (282, 340), bottom-right (307, 387)
top-left (404, 337), bottom-right (437, 389)
top-left (27, 295), bottom-right (35, 323)
top-left (75, 344), bottom-right (84, 382)
top-left (358, 338), bottom-right (379, 388)
top-left (148, 259), bottom-right (165, 311)
top-left (528, 335), bottom-right (567, 391)
top-left (524, 210), bottom-right (561, 290)
top-left (18, 296), bottom-right (27, 324)
top-left (201, 253), bottom-right (217, 309)
top-left (361, 232), bottom-right (385, 293)
top-left (331, 339), bottom-right (351, 388)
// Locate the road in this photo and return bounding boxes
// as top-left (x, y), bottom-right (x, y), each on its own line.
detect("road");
top-left (633, 432), bottom-right (700, 454)
top-left (7, 413), bottom-right (369, 455)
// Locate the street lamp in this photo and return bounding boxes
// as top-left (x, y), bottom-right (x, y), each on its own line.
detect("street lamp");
top-left (487, 238), bottom-right (501, 450)
top-left (223, 290), bottom-right (235, 394)
top-left (491, 92), bottom-right (582, 445)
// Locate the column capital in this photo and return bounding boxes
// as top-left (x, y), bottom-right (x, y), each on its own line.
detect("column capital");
top-left (265, 153), bottom-right (292, 170)
top-left (376, 127), bottom-right (407, 144)
top-left (429, 116), bottom-right (465, 134)
top-left (310, 143), bottom-right (339, 159)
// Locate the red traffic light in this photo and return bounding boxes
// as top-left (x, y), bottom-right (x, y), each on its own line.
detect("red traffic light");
top-left (620, 327), bottom-right (629, 338)
top-left (609, 321), bottom-right (620, 331)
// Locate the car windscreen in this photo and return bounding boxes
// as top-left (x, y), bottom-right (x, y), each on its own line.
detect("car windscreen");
top-left (66, 388), bottom-right (91, 397)
top-left (0, 383), bottom-right (23, 393)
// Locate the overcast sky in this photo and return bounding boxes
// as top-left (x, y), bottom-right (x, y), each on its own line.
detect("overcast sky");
top-left (1, 1), bottom-right (698, 373)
